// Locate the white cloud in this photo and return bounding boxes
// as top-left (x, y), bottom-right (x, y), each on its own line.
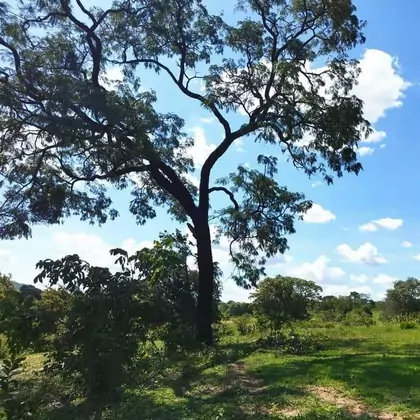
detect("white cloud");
top-left (322, 284), bottom-right (372, 297)
top-left (373, 218), bottom-right (403, 230)
top-left (359, 222), bottom-right (378, 232)
top-left (350, 274), bottom-right (369, 283)
top-left (372, 274), bottom-right (397, 284)
top-left (358, 146), bottom-right (374, 156)
top-left (401, 241), bottom-right (413, 248)
top-left (353, 49), bottom-right (411, 125)
top-left (51, 231), bottom-right (152, 269)
top-left (364, 129), bottom-right (386, 143)
top-left (187, 126), bottom-right (216, 167)
top-left (303, 204), bottom-right (336, 224)
top-left (100, 66), bottom-right (124, 91)
top-left (286, 255), bottom-right (345, 283)
top-left (234, 138), bottom-right (245, 152)
top-left (380, 144), bottom-right (386, 149)
top-left (337, 242), bottom-right (387, 265)
top-left (413, 254), bottom-right (420, 261)
top-left (350, 273), bottom-right (396, 285)
top-left (222, 280), bottom-right (252, 302)
top-left (359, 217), bottom-right (403, 232)
top-left (0, 249), bottom-right (17, 265)
top-left (200, 117), bottom-right (215, 124)
top-left (311, 181), bottom-right (322, 188)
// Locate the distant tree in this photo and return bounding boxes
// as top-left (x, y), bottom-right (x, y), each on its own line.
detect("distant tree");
top-left (219, 301), bottom-right (253, 318)
top-left (316, 292), bottom-right (374, 323)
top-left (252, 276), bottom-right (322, 335)
top-left (19, 285), bottom-right (42, 301)
top-left (0, 0), bottom-right (369, 344)
top-left (383, 278), bottom-right (420, 320)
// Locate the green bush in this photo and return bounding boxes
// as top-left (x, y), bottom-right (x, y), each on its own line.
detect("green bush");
top-left (343, 308), bottom-right (375, 327)
top-left (0, 336), bottom-right (8, 360)
top-left (233, 315), bottom-right (254, 336)
top-left (256, 330), bottom-right (326, 355)
top-left (400, 321), bottom-right (416, 329)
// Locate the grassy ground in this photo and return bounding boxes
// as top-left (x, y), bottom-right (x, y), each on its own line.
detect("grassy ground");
top-left (127, 324), bottom-right (420, 420)
top-left (7, 323), bottom-right (420, 419)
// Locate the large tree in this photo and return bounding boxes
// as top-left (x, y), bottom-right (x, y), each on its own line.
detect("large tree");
top-left (0, 0), bottom-right (370, 344)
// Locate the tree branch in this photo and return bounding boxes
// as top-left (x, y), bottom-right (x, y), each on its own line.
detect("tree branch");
top-left (208, 186), bottom-right (239, 211)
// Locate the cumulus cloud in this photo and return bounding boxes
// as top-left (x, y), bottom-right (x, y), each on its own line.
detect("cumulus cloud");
top-left (359, 222), bottom-right (378, 232)
top-left (350, 273), bottom-right (396, 285)
top-left (187, 126), bottom-right (216, 167)
top-left (303, 204), bottom-right (336, 224)
top-left (401, 241), bottom-right (413, 248)
top-left (285, 255), bottom-right (345, 283)
top-left (358, 146), bottom-right (374, 157)
top-left (353, 49), bottom-right (411, 125)
top-left (364, 129), bottom-right (386, 143)
top-left (336, 242), bottom-right (387, 265)
top-left (322, 284), bottom-right (372, 297)
top-left (372, 274), bottom-right (397, 284)
top-left (51, 231), bottom-right (152, 269)
top-left (100, 66), bottom-right (124, 91)
top-left (350, 274), bottom-right (369, 283)
top-left (413, 254), bottom-right (420, 261)
top-left (359, 217), bottom-right (403, 232)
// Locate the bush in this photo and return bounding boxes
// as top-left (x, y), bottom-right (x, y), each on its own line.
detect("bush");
top-left (0, 336), bottom-right (8, 360)
top-left (233, 315), bottom-right (255, 336)
top-left (400, 321), bottom-right (416, 329)
top-left (256, 330), bottom-right (326, 355)
top-left (343, 309), bottom-right (375, 327)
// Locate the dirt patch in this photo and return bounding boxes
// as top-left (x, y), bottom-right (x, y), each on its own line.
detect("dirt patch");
top-left (309, 386), bottom-right (404, 419)
top-left (226, 361), bottom-right (267, 395)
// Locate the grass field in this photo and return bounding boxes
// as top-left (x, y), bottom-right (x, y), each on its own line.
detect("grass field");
top-left (10, 323), bottom-right (420, 419)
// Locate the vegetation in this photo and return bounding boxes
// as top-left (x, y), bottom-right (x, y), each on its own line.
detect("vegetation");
top-left (2, 244), bottom-right (420, 419)
top-left (0, 0), bottom-right (371, 344)
top-left (0, 0), bottom-right (418, 419)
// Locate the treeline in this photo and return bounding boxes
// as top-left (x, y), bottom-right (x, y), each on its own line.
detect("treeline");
top-left (220, 276), bottom-right (420, 335)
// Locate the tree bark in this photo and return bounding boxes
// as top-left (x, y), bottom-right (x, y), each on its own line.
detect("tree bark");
top-left (195, 217), bottom-right (214, 346)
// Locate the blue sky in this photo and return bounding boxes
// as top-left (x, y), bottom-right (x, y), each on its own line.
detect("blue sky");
top-left (1, 0), bottom-right (420, 302)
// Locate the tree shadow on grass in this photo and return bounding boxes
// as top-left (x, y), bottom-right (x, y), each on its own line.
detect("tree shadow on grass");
top-left (327, 337), bottom-right (420, 356)
top-left (252, 353), bottom-right (420, 414)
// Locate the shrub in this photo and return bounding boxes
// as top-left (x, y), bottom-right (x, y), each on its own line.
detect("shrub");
top-left (0, 336), bottom-right (8, 360)
top-left (256, 330), bottom-right (326, 355)
top-left (233, 315), bottom-right (254, 336)
top-left (343, 308), bottom-right (375, 327)
top-left (400, 321), bottom-right (416, 330)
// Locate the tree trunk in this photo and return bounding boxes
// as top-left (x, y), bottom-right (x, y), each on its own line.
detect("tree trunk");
top-left (195, 219), bottom-right (214, 346)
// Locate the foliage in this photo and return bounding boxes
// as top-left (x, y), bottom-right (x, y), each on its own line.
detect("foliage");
top-left (0, 0), bottom-right (369, 343)
top-left (0, 353), bottom-right (40, 420)
top-left (233, 315), bottom-right (255, 336)
top-left (399, 321), bottom-right (416, 330)
top-left (383, 277), bottom-right (420, 320)
top-left (219, 301), bottom-right (253, 318)
top-left (256, 329), bottom-right (325, 355)
top-left (0, 275), bottom-right (71, 354)
top-left (316, 292), bottom-right (375, 323)
top-left (252, 276), bottom-right (322, 335)
top-left (342, 307), bottom-right (375, 327)
top-left (31, 231), bottom-right (220, 406)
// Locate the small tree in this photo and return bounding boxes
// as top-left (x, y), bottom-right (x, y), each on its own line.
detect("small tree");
top-left (383, 278), bottom-right (420, 321)
top-left (0, 0), bottom-right (370, 344)
top-left (252, 275), bottom-right (322, 335)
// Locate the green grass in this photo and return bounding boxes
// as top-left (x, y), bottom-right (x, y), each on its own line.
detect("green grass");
top-left (12, 323), bottom-right (420, 419)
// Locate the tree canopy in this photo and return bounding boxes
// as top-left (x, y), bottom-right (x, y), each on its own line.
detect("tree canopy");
top-left (252, 275), bottom-right (322, 334)
top-left (0, 0), bottom-right (369, 343)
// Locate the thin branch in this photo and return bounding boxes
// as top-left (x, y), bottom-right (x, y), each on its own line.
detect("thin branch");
top-left (208, 186), bottom-right (239, 211)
